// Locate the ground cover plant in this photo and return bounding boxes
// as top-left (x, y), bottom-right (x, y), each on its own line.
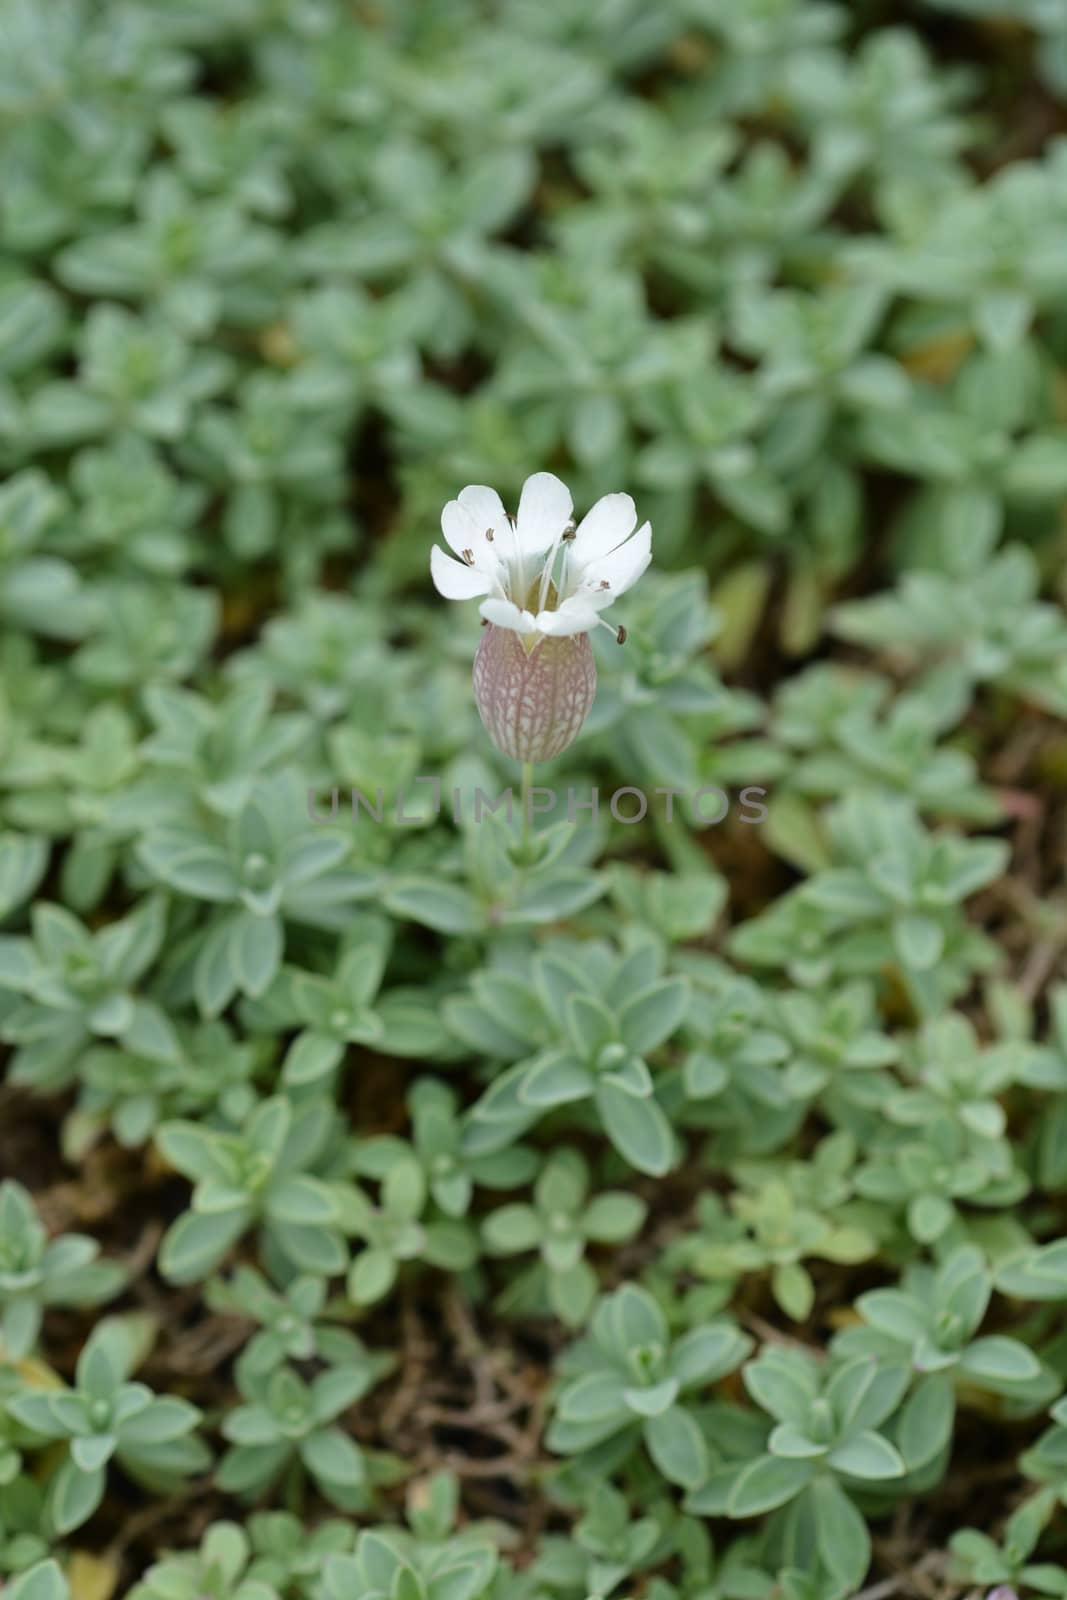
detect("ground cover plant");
top-left (4, 0), bottom-right (1067, 1597)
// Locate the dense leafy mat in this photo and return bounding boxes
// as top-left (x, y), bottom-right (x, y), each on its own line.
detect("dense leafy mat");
top-left (4, 1), bottom-right (1067, 1597)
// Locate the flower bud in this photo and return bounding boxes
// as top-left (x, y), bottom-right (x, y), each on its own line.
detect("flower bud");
top-left (472, 623), bottom-right (596, 762)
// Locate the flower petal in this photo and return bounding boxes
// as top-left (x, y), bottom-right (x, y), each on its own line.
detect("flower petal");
top-left (431, 544), bottom-right (494, 600)
top-left (570, 493), bottom-right (637, 568)
top-left (536, 599), bottom-right (600, 636)
top-left (516, 471), bottom-right (573, 559)
top-left (583, 520), bottom-right (651, 599)
top-left (440, 499), bottom-right (482, 557)
top-left (480, 597), bottom-right (537, 633)
top-left (458, 483), bottom-right (508, 538)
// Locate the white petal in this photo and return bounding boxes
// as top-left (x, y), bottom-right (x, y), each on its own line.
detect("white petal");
top-left (480, 597), bottom-right (537, 633)
top-left (431, 544), bottom-right (493, 600)
top-left (458, 483), bottom-right (508, 537)
top-left (535, 600), bottom-right (599, 636)
top-left (440, 498), bottom-right (482, 557)
top-left (583, 520), bottom-right (651, 599)
top-left (570, 492), bottom-right (637, 568)
top-left (516, 471), bottom-right (573, 559)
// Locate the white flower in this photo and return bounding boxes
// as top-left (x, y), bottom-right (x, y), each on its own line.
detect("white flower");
top-left (430, 471), bottom-right (651, 640)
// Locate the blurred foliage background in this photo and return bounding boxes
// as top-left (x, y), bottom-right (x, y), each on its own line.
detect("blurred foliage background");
top-left (5, 2), bottom-right (1067, 1599)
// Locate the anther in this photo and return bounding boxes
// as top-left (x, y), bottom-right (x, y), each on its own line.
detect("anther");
top-left (485, 527), bottom-right (494, 542)
top-left (599, 579), bottom-right (610, 590)
top-left (616, 625), bottom-right (627, 644)
top-left (462, 548), bottom-right (474, 564)
top-left (562, 521), bottom-right (577, 542)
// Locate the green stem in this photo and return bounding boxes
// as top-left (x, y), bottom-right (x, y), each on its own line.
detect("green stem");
top-left (520, 760), bottom-right (535, 856)
top-left (510, 760), bottom-right (538, 911)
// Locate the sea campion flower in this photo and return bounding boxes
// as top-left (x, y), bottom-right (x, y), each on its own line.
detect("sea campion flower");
top-left (431, 472), bottom-right (651, 762)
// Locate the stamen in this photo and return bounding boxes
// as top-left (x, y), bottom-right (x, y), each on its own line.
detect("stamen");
top-left (616, 625), bottom-right (627, 644)
top-left (537, 518), bottom-right (576, 615)
top-left (557, 520), bottom-right (576, 608)
top-left (506, 511), bottom-right (524, 601)
top-left (598, 580), bottom-right (610, 590)
top-left (462, 548), bottom-right (474, 565)
top-left (485, 527), bottom-right (494, 542)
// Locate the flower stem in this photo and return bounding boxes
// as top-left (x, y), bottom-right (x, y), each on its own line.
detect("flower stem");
top-left (520, 760), bottom-right (535, 855)
top-left (510, 760), bottom-right (538, 910)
